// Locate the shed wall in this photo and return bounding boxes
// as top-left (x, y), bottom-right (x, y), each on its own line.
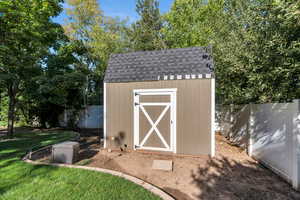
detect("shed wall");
top-left (105, 79), bottom-right (212, 155)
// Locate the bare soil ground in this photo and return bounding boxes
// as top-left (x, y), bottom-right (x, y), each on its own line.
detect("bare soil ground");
top-left (82, 134), bottom-right (300, 200)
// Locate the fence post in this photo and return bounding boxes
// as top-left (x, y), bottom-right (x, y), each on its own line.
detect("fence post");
top-left (248, 103), bottom-right (254, 157)
top-left (64, 109), bottom-right (67, 127)
top-left (292, 100), bottom-right (300, 190)
top-left (229, 104), bottom-right (234, 139)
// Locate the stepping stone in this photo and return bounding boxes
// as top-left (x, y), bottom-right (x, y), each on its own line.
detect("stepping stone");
top-left (152, 160), bottom-right (173, 171)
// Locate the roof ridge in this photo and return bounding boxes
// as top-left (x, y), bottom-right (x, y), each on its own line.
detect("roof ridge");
top-left (110, 46), bottom-right (210, 57)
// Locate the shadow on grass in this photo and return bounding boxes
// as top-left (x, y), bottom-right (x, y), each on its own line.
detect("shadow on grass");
top-left (191, 156), bottom-right (300, 200)
top-left (0, 129), bottom-right (75, 196)
top-left (0, 162), bottom-right (60, 196)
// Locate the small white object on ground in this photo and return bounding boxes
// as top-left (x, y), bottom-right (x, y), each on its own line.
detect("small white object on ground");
top-left (152, 160), bottom-right (173, 171)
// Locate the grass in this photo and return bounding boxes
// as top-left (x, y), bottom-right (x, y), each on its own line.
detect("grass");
top-left (0, 129), bottom-right (161, 200)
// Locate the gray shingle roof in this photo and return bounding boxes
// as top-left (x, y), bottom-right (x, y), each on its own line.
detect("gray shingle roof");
top-left (104, 46), bottom-right (214, 83)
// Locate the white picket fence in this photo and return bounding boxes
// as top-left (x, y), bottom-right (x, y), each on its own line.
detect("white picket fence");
top-left (217, 100), bottom-right (300, 190)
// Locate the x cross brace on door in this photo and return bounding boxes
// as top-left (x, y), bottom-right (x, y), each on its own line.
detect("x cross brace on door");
top-left (139, 105), bottom-right (170, 149)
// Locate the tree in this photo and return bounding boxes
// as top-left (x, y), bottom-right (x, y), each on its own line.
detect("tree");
top-left (164, 0), bottom-right (300, 104)
top-left (21, 40), bottom-right (88, 128)
top-left (64, 0), bottom-right (128, 104)
top-left (0, 0), bottom-right (65, 136)
top-left (163, 0), bottom-right (223, 48)
top-left (212, 0), bottom-right (300, 104)
top-left (129, 0), bottom-right (166, 51)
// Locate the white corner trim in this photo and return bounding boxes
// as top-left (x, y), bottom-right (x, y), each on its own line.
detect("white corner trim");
top-left (211, 78), bottom-right (215, 157)
top-left (103, 82), bottom-right (107, 148)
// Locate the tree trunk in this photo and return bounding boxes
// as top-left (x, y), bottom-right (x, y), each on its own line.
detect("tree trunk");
top-left (19, 103), bottom-right (30, 125)
top-left (7, 84), bottom-right (17, 137)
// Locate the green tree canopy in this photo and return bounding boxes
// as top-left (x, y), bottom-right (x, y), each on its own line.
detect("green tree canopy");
top-left (163, 0), bottom-right (223, 48)
top-left (213, 0), bottom-right (300, 104)
top-left (21, 40), bottom-right (88, 127)
top-left (164, 0), bottom-right (300, 104)
top-left (0, 0), bottom-right (65, 135)
top-left (64, 0), bottom-right (128, 105)
top-left (128, 0), bottom-right (166, 51)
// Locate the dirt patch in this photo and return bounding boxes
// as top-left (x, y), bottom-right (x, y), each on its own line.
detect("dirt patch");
top-left (81, 134), bottom-right (300, 200)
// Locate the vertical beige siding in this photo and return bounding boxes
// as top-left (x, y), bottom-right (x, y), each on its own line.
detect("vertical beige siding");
top-left (106, 79), bottom-right (212, 155)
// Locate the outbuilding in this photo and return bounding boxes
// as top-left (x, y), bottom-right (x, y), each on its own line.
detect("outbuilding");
top-left (103, 47), bottom-right (215, 156)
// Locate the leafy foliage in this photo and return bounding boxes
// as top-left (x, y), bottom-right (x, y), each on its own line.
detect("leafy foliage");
top-left (128, 0), bottom-right (166, 51)
top-left (163, 0), bottom-right (223, 48)
top-left (0, 92), bottom-right (8, 126)
top-left (64, 0), bottom-right (128, 105)
top-left (1, 0), bottom-right (299, 132)
top-left (21, 40), bottom-right (88, 127)
top-left (0, 0), bottom-right (65, 135)
top-left (164, 0), bottom-right (300, 104)
top-left (212, 0), bottom-right (300, 104)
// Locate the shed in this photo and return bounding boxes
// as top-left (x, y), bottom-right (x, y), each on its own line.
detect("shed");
top-left (103, 47), bottom-right (215, 156)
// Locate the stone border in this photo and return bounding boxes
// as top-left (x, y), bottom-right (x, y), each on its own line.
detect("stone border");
top-left (24, 159), bottom-right (175, 200)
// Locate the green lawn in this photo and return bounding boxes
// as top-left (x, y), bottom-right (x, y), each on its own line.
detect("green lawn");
top-left (0, 129), bottom-right (161, 200)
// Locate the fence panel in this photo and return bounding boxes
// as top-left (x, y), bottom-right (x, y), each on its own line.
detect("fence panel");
top-left (250, 102), bottom-right (298, 182)
top-left (59, 105), bottom-right (103, 129)
top-left (217, 100), bottom-right (300, 190)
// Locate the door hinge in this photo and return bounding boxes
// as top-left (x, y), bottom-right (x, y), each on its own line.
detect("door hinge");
top-left (135, 102), bottom-right (139, 106)
top-left (134, 145), bottom-right (140, 149)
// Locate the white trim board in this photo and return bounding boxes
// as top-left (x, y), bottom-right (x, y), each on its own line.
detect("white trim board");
top-left (134, 88), bottom-right (177, 94)
top-left (157, 74), bottom-right (213, 80)
top-left (210, 78), bottom-right (215, 157)
top-left (103, 82), bottom-right (107, 148)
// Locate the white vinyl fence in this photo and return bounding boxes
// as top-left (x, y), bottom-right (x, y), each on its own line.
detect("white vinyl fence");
top-left (59, 105), bottom-right (103, 129)
top-left (217, 100), bottom-right (300, 190)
